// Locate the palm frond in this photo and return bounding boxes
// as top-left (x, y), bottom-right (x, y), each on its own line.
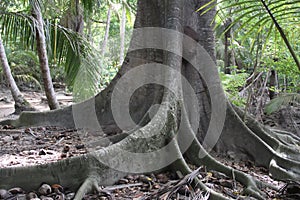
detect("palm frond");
top-left (265, 93), bottom-right (300, 114)
top-left (0, 11), bottom-right (36, 48)
top-left (198, 0), bottom-right (300, 72)
top-left (72, 52), bottom-right (101, 102)
top-left (1, 8), bottom-right (100, 90)
top-left (15, 74), bottom-right (42, 89)
top-left (48, 23), bottom-right (101, 87)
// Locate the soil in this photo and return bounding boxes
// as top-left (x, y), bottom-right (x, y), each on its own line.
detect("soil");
top-left (0, 87), bottom-right (73, 120)
top-left (0, 87), bottom-right (298, 199)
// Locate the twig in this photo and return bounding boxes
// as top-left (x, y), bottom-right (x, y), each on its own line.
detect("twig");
top-left (102, 183), bottom-right (143, 191)
top-left (48, 137), bottom-right (64, 148)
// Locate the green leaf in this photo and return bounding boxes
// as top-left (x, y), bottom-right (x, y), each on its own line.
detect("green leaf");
top-left (265, 93), bottom-right (300, 114)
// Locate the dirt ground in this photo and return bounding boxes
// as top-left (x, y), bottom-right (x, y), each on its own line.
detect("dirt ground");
top-left (0, 87), bottom-right (299, 199)
top-left (0, 87), bottom-right (73, 120)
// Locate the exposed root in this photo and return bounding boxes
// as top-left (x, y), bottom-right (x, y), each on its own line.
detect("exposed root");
top-left (0, 91), bottom-right (298, 199)
top-left (186, 138), bottom-right (268, 199)
top-left (74, 176), bottom-right (100, 200)
top-left (0, 106), bottom-right (75, 128)
top-left (170, 141), bottom-right (230, 200)
top-left (0, 98), bottom-right (178, 196)
top-left (221, 103), bottom-right (300, 182)
top-left (177, 106), bottom-right (270, 199)
top-left (269, 158), bottom-right (300, 180)
top-left (14, 102), bottom-right (36, 115)
top-left (183, 102), bottom-right (276, 195)
top-left (269, 129), bottom-right (300, 147)
top-left (233, 104), bottom-right (300, 161)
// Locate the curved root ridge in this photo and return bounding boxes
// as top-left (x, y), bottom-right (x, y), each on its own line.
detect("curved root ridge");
top-left (74, 176), bottom-right (99, 200)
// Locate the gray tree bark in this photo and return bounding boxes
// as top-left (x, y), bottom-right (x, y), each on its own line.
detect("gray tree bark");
top-left (119, 3), bottom-right (126, 65)
top-left (101, 5), bottom-right (112, 56)
top-left (0, 35), bottom-right (34, 113)
top-left (32, 0), bottom-right (59, 110)
top-left (1, 1), bottom-right (300, 200)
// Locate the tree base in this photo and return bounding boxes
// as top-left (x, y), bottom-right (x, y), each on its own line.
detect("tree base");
top-left (1, 100), bottom-right (299, 200)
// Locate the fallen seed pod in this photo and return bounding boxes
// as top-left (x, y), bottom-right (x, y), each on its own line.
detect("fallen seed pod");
top-left (0, 189), bottom-right (10, 199)
top-left (38, 184), bottom-right (52, 195)
top-left (26, 192), bottom-right (38, 200)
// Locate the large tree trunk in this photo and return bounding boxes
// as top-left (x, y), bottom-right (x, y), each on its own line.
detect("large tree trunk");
top-left (1, 0), bottom-right (300, 199)
top-left (32, 0), bottom-right (60, 110)
top-left (0, 36), bottom-right (35, 114)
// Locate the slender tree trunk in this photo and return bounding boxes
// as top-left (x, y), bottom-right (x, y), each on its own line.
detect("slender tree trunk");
top-left (101, 5), bottom-right (112, 56)
top-left (0, 36), bottom-right (34, 113)
top-left (119, 3), bottom-right (126, 65)
top-left (224, 18), bottom-right (233, 74)
top-left (32, 0), bottom-right (59, 110)
top-left (269, 69), bottom-right (277, 100)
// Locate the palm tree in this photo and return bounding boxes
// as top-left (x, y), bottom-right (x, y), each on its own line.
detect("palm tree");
top-left (198, 0), bottom-right (300, 72)
top-left (101, 4), bottom-right (112, 56)
top-left (119, 2), bottom-right (126, 65)
top-left (1, 1), bottom-right (300, 200)
top-left (0, 35), bottom-right (35, 114)
top-left (31, 0), bottom-right (60, 110)
top-left (0, 0), bottom-right (103, 104)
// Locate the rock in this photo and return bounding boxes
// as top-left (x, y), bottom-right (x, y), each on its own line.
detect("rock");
top-left (16, 194), bottom-right (26, 200)
top-left (8, 187), bottom-right (24, 194)
top-left (65, 193), bottom-right (75, 200)
top-left (75, 144), bottom-right (84, 149)
top-left (2, 136), bottom-right (13, 143)
top-left (62, 145), bottom-right (70, 153)
top-left (60, 153), bottom-right (67, 158)
top-left (38, 149), bottom-right (47, 156)
top-left (0, 189), bottom-right (10, 199)
top-left (38, 184), bottom-right (52, 195)
top-left (12, 135), bottom-right (20, 140)
top-left (54, 194), bottom-right (65, 200)
top-left (26, 192), bottom-right (38, 199)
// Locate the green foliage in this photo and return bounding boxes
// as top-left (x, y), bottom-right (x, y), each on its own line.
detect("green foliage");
top-left (0, 11), bottom-right (36, 49)
top-left (265, 93), bottom-right (300, 114)
top-left (0, 3), bottom-right (104, 93)
top-left (199, 0), bottom-right (300, 71)
top-left (219, 68), bottom-right (249, 106)
top-left (0, 0), bottom-right (137, 102)
top-left (6, 49), bottom-right (41, 89)
top-left (72, 47), bottom-right (102, 102)
top-left (99, 57), bottom-right (119, 89)
top-left (201, 0), bottom-right (300, 110)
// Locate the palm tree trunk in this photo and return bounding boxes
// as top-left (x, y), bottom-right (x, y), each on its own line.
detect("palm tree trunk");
top-left (119, 3), bottom-right (126, 65)
top-left (32, 0), bottom-right (59, 110)
top-left (0, 36), bottom-right (34, 113)
top-left (101, 5), bottom-right (112, 56)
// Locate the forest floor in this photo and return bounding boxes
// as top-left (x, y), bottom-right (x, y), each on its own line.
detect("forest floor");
top-left (0, 87), bottom-right (299, 200)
